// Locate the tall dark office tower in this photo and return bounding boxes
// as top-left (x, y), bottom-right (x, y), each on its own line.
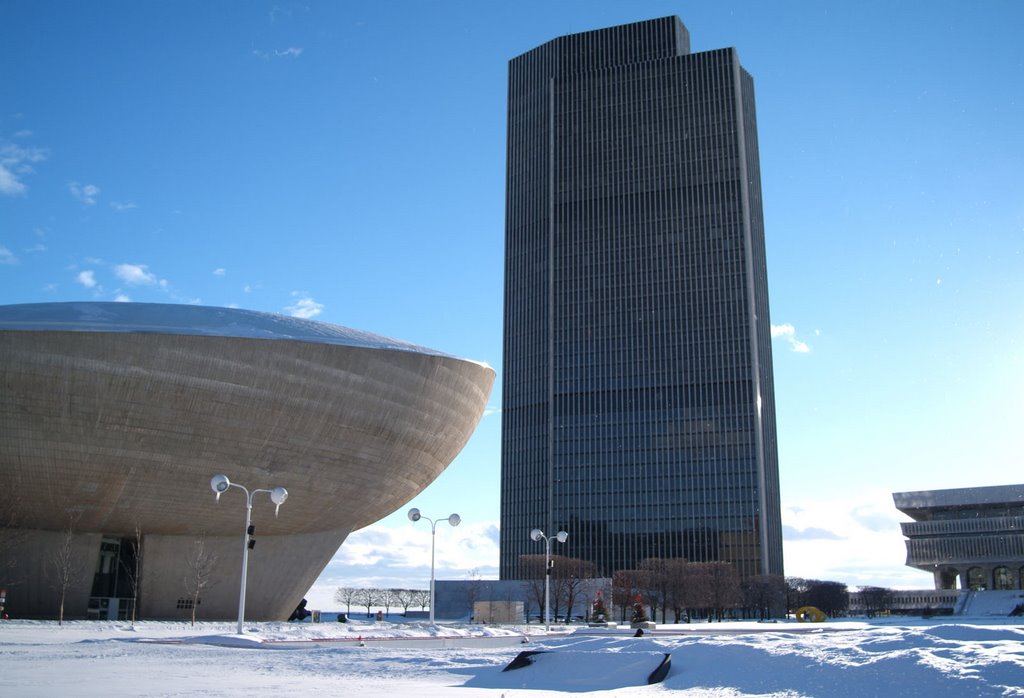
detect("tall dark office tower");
top-left (500, 17), bottom-right (783, 581)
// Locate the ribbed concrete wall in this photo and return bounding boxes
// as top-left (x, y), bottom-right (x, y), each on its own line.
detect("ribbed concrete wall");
top-left (0, 314), bottom-right (493, 620)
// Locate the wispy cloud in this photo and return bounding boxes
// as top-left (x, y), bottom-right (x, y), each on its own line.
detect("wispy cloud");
top-left (69, 181), bottom-right (101, 206)
top-left (269, 3), bottom-right (309, 25)
top-left (771, 322), bottom-right (811, 353)
top-left (114, 293), bottom-right (131, 303)
top-left (0, 245), bottom-right (17, 265)
top-left (285, 292), bottom-right (324, 319)
top-left (0, 140), bottom-right (48, 196)
top-left (114, 263), bottom-right (157, 286)
top-left (253, 46), bottom-right (304, 59)
top-left (76, 270), bottom-right (97, 288)
top-left (213, 268), bottom-right (226, 277)
top-left (110, 201), bottom-right (138, 212)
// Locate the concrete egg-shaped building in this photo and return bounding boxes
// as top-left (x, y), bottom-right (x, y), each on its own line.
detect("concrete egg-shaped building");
top-left (0, 302), bottom-right (494, 621)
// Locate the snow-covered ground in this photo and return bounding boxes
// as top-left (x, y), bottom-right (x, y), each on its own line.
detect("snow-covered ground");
top-left (1, 617), bottom-right (1022, 697)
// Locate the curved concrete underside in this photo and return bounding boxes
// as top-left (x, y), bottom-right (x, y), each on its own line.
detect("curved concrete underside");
top-left (0, 303), bottom-right (494, 620)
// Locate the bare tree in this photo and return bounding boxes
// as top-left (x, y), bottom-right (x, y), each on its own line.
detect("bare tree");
top-left (183, 534), bottom-right (217, 626)
top-left (412, 588), bottom-right (430, 611)
top-left (378, 588), bottom-right (396, 616)
top-left (612, 569), bottom-right (643, 623)
top-left (334, 587), bottom-right (359, 616)
top-left (520, 554), bottom-right (596, 622)
top-left (705, 561), bottom-right (741, 621)
top-left (741, 574), bottom-right (787, 620)
top-left (553, 557), bottom-right (598, 623)
top-left (464, 569), bottom-right (482, 619)
top-left (0, 493), bottom-right (30, 598)
top-left (119, 522), bottom-right (143, 625)
top-left (638, 558), bottom-right (675, 623)
top-left (49, 520), bottom-right (84, 626)
top-left (354, 587), bottom-right (380, 617)
top-left (518, 554), bottom-right (547, 621)
top-left (679, 562), bottom-right (713, 620)
top-left (858, 586), bottom-right (895, 617)
top-left (664, 558), bottom-right (691, 623)
top-left (395, 588), bottom-right (415, 614)
top-left (786, 577), bottom-right (849, 617)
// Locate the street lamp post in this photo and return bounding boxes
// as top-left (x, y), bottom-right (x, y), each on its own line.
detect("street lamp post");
top-left (408, 508), bottom-right (460, 624)
top-left (530, 528), bottom-right (568, 631)
top-left (210, 474), bottom-right (288, 634)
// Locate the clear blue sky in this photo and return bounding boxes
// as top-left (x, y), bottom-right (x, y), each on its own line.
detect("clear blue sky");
top-left (3, 1), bottom-right (1022, 599)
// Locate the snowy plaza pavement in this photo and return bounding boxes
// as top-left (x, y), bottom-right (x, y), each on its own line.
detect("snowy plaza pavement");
top-left (1, 618), bottom-right (1023, 697)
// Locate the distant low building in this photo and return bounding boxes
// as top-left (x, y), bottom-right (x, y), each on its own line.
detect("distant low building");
top-left (848, 589), bottom-right (958, 616)
top-left (473, 600), bottom-right (524, 625)
top-left (434, 579), bottom-right (611, 623)
top-left (893, 484), bottom-right (1024, 591)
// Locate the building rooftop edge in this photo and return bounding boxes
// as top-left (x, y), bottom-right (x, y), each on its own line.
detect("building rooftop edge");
top-left (0, 301), bottom-right (491, 368)
top-left (893, 483), bottom-right (1024, 513)
top-left (511, 15), bottom-right (690, 62)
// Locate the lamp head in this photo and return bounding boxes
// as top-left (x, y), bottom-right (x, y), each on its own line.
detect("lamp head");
top-left (408, 508), bottom-right (421, 522)
top-left (530, 528), bottom-right (544, 542)
top-left (555, 530), bottom-right (569, 543)
top-left (447, 513), bottom-right (461, 527)
top-left (210, 474), bottom-right (230, 501)
top-left (271, 486), bottom-right (288, 517)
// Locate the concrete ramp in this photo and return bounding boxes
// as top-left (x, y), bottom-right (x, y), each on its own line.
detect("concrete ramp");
top-left (956, 590), bottom-right (1024, 617)
top-left (468, 650), bottom-right (671, 691)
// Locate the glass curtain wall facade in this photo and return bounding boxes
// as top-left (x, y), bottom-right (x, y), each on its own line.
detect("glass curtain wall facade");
top-left (500, 17), bottom-right (783, 580)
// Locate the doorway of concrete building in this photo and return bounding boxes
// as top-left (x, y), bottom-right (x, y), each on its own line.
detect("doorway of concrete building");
top-left (88, 536), bottom-right (139, 620)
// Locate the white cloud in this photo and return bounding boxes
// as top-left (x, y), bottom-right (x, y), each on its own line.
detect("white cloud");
top-left (0, 140), bottom-right (47, 196)
top-left (0, 245), bottom-right (17, 265)
top-left (771, 322), bottom-right (812, 353)
top-left (114, 294), bottom-right (131, 303)
top-left (213, 268), bottom-right (226, 277)
top-left (110, 201), bottom-right (138, 211)
top-left (782, 488), bottom-right (927, 589)
top-left (0, 165), bottom-right (25, 195)
top-left (771, 323), bottom-right (796, 339)
top-left (114, 263), bottom-right (157, 286)
top-left (69, 181), bottom-right (101, 205)
top-left (286, 293), bottom-right (324, 319)
top-left (76, 270), bottom-right (97, 288)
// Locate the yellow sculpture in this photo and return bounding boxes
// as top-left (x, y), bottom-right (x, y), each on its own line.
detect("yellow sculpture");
top-left (795, 606), bottom-right (827, 622)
